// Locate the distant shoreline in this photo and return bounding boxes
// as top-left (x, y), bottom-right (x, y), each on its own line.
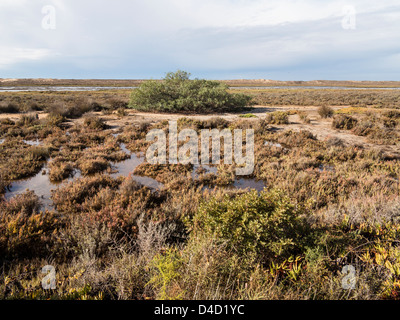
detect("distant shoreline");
top-left (2, 78), bottom-right (400, 88)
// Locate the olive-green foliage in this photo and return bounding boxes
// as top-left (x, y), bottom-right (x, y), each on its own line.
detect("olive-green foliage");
top-left (149, 248), bottom-right (184, 300)
top-left (189, 189), bottom-right (303, 262)
top-left (239, 113), bottom-right (257, 118)
top-left (129, 71), bottom-right (252, 113)
top-left (266, 111), bottom-right (289, 124)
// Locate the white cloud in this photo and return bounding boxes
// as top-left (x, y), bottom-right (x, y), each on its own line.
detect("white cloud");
top-left (0, 47), bottom-right (52, 68)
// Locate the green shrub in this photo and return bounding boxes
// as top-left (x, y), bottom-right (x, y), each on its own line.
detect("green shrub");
top-left (129, 70), bottom-right (252, 113)
top-left (148, 248), bottom-right (184, 300)
top-left (239, 113), bottom-right (257, 118)
top-left (188, 189), bottom-right (303, 262)
top-left (266, 111), bottom-right (289, 124)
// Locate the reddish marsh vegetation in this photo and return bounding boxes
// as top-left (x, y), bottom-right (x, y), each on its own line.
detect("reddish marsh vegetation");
top-left (0, 84), bottom-right (400, 300)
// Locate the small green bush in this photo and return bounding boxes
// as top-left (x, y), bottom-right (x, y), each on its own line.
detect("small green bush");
top-left (129, 70), bottom-right (253, 113)
top-left (239, 113), bottom-right (257, 118)
top-left (266, 111), bottom-right (289, 124)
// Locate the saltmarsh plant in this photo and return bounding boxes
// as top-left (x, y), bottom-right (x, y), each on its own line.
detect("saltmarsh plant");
top-left (332, 114), bottom-right (358, 130)
top-left (350, 118), bottom-right (399, 145)
top-left (48, 157), bottom-right (74, 182)
top-left (239, 113), bottom-right (257, 118)
top-left (1, 110), bottom-right (400, 300)
top-left (129, 70), bottom-right (253, 113)
top-left (148, 248), bottom-right (185, 300)
top-left (279, 130), bottom-right (317, 147)
top-left (317, 105), bottom-right (334, 118)
top-left (0, 139), bottom-right (50, 180)
top-left (17, 114), bottom-right (39, 127)
top-left (52, 174), bottom-right (122, 213)
top-left (265, 111), bottom-right (289, 124)
top-left (0, 191), bottom-right (59, 260)
top-left (83, 114), bottom-right (107, 130)
top-left (187, 189), bottom-right (304, 263)
top-left (45, 112), bottom-right (66, 127)
top-left (0, 102), bottom-right (19, 113)
top-left (252, 89), bottom-right (400, 109)
top-left (78, 157), bottom-right (110, 175)
top-left (46, 98), bottom-right (101, 119)
top-left (297, 110), bottom-right (311, 124)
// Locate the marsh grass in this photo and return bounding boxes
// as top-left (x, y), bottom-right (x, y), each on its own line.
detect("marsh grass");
top-left (2, 89), bottom-right (400, 300)
top-left (250, 89), bottom-right (400, 108)
top-left (332, 114), bottom-right (358, 130)
top-left (318, 105), bottom-right (334, 118)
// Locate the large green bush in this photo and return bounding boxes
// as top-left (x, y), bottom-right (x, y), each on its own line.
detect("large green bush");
top-left (129, 71), bottom-right (253, 113)
top-left (188, 189), bottom-right (304, 262)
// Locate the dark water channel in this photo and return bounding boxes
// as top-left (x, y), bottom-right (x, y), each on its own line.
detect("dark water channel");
top-left (4, 139), bottom-right (266, 210)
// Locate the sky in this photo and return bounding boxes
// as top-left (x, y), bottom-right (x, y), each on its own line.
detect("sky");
top-left (0, 0), bottom-right (400, 80)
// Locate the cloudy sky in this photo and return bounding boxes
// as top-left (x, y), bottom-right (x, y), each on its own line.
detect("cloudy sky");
top-left (1, 0), bottom-right (400, 80)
